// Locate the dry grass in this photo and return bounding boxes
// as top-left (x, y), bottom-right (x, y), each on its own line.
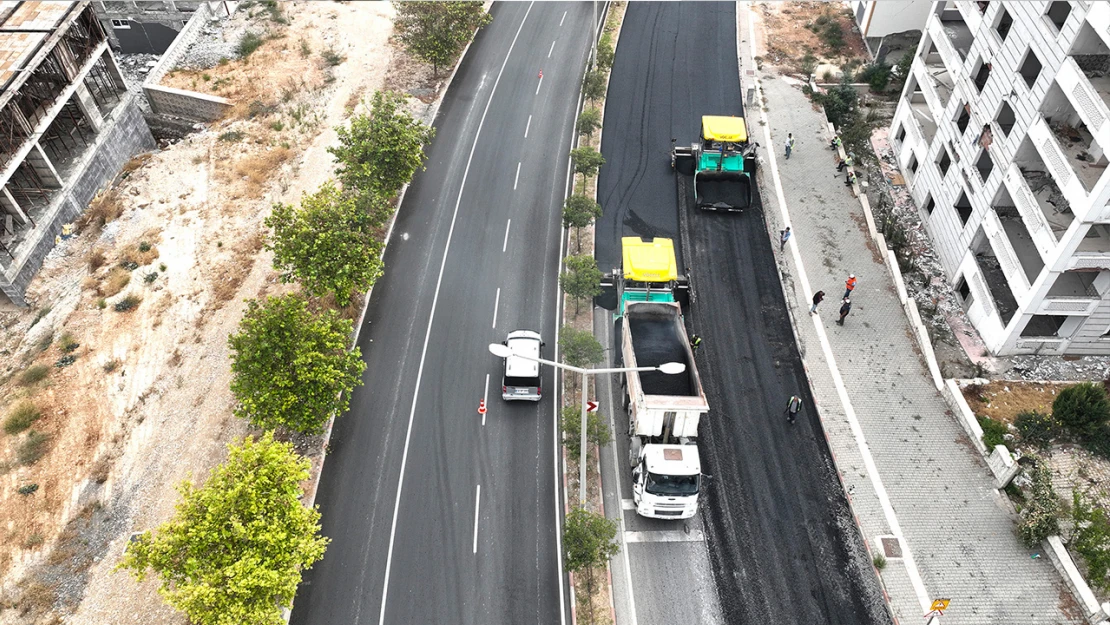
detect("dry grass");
top-left (217, 147), bottom-right (293, 198)
top-left (210, 231), bottom-right (266, 305)
top-left (77, 188), bottom-right (124, 232)
top-left (120, 152), bottom-right (153, 175)
top-left (962, 381), bottom-right (1075, 424)
top-left (87, 248), bottom-right (107, 272)
top-left (99, 267), bottom-right (131, 298)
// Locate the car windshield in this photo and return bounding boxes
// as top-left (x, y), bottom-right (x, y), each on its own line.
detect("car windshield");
top-left (645, 471), bottom-right (699, 496)
top-left (504, 376), bottom-right (540, 388)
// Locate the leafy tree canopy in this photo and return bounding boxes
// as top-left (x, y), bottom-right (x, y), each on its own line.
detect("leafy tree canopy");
top-left (559, 325), bottom-right (604, 368)
top-left (394, 1), bottom-right (492, 76)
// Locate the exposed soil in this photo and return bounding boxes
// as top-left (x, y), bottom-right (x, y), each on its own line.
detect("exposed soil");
top-left (755, 2), bottom-right (869, 74)
top-left (0, 2), bottom-right (397, 623)
top-left (962, 380), bottom-right (1074, 424)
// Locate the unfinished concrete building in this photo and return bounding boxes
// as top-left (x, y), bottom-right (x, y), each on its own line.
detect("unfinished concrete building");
top-left (891, 1), bottom-right (1110, 355)
top-left (0, 0), bottom-right (154, 306)
top-left (93, 1), bottom-right (236, 54)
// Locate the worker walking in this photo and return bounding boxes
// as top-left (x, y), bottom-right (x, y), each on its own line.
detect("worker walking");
top-left (785, 133), bottom-right (795, 159)
top-left (836, 298), bottom-right (852, 325)
top-left (690, 334), bottom-right (702, 353)
top-left (785, 395), bottom-right (803, 424)
top-left (780, 226), bottom-right (791, 252)
top-left (843, 274), bottom-right (856, 299)
top-left (810, 290), bottom-right (825, 314)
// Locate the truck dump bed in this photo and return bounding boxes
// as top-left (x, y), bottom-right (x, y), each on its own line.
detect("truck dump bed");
top-left (629, 314), bottom-right (694, 396)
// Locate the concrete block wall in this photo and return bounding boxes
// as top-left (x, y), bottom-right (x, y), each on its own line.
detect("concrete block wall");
top-left (141, 1), bottom-right (234, 121)
top-left (0, 94), bottom-right (155, 306)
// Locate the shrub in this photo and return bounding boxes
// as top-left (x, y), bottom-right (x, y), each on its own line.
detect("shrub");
top-left (1018, 461), bottom-right (1060, 547)
top-left (19, 364), bottom-right (50, 386)
top-left (1014, 410), bottom-right (1057, 449)
top-left (114, 294), bottom-right (142, 312)
top-left (97, 298), bottom-right (107, 310)
top-left (321, 47), bottom-right (345, 66)
top-left (103, 359), bottom-right (121, 373)
top-left (857, 62), bottom-right (892, 91)
top-left (4, 401), bottom-right (41, 435)
top-left (58, 332), bottom-right (80, 353)
top-left (139, 241), bottom-right (152, 253)
top-left (872, 553), bottom-right (886, 570)
top-left (88, 248), bottom-right (107, 272)
top-left (18, 484), bottom-right (39, 496)
top-left (219, 130), bottom-right (245, 143)
top-left (54, 354), bottom-right (76, 368)
top-left (1072, 490), bottom-right (1110, 592)
top-left (101, 267), bottom-right (131, 297)
top-left (237, 31), bottom-right (264, 58)
top-left (1054, 382), bottom-right (1110, 440)
top-left (977, 414), bottom-right (1008, 450)
top-left (17, 431), bottom-right (51, 466)
top-left (144, 272), bottom-right (158, 284)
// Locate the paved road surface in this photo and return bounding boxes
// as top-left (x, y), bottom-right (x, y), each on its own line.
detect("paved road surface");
top-left (596, 3), bottom-right (891, 624)
top-left (291, 4), bottom-right (594, 624)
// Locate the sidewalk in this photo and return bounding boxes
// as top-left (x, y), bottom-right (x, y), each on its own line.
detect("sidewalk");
top-left (738, 5), bottom-right (1078, 625)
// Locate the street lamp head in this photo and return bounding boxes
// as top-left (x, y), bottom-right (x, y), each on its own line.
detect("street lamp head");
top-left (488, 343), bottom-right (512, 358)
top-left (657, 362), bottom-right (686, 375)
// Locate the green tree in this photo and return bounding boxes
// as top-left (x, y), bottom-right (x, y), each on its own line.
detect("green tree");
top-left (1054, 382), bottom-right (1110, 440)
top-left (893, 45), bottom-right (917, 89)
top-left (559, 325), bottom-right (603, 368)
top-left (561, 254), bottom-right (602, 315)
top-left (576, 107), bottom-right (601, 140)
top-left (329, 90), bottom-right (435, 199)
top-left (563, 506), bottom-right (620, 624)
top-left (561, 405), bottom-right (612, 461)
top-left (583, 69), bottom-right (606, 102)
top-left (229, 294), bottom-right (365, 434)
top-left (266, 181), bottom-right (384, 304)
top-left (563, 195), bottom-right (602, 252)
top-left (1019, 460), bottom-right (1061, 547)
top-left (393, 1), bottom-right (492, 76)
top-left (596, 32), bottom-right (615, 70)
top-left (570, 146), bottom-right (605, 187)
top-left (118, 433), bottom-right (329, 625)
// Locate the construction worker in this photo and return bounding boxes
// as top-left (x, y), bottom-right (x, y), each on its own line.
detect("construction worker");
top-left (837, 153), bottom-right (854, 171)
top-left (690, 334), bottom-right (702, 353)
top-left (836, 298), bottom-right (852, 325)
top-left (785, 395), bottom-right (803, 424)
top-left (780, 226), bottom-right (791, 252)
top-left (843, 274), bottom-right (857, 299)
top-left (845, 171), bottom-right (857, 187)
top-left (830, 135), bottom-right (842, 150)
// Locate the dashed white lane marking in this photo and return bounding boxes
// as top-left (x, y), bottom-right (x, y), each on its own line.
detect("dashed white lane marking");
top-left (377, 5), bottom-right (536, 623)
top-left (536, 75), bottom-right (543, 95)
top-left (549, 40), bottom-right (556, 58)
top-left (741, 1), bottom-right (931, 613)
top-left (503, 219), bottom-right (511, 252)
top-left (624, 530), bottom-right (705, 544)
top-left (525, 115), bottom-right (532, 138)
top-left (473, 484), bottom-right (481, 554)
top-left (559, 10), bottom-right (566, 26)
top-left (514, 161), bottom-right (521, 190)
top-left (492, 287), bottom-right (500, 329)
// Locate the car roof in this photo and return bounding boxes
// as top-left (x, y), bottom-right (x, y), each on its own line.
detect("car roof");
top-left (506, 330), bottom-right (541, 377)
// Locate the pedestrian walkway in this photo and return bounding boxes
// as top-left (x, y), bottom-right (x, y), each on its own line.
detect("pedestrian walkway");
top-left (738, 5), bottom-right (1077, 625)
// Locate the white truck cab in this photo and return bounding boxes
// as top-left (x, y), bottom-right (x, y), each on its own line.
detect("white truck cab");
top-left (631, 444), bottom-right (701, 519)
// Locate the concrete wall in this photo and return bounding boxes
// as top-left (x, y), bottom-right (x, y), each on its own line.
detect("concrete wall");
top-left (141, 1), bottom-right (233, 121)
top-left (855, 0), bottom-right (932, 39)
top-left (0, 94), bottom-right (155, 306)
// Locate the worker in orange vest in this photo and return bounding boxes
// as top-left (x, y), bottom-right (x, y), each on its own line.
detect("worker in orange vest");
top-left (844, 274), bottom-right (857, 299)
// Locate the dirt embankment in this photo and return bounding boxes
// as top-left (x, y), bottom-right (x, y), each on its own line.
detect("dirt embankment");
top-left (0, 2), bottom-right (405, 623)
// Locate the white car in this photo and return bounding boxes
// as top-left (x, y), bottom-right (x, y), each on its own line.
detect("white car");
top-left (501, 330), bottom-right (543, 401)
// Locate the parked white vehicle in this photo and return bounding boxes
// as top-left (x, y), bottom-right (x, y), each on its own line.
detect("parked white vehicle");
top-left (501, 330), bottom-right (543, 402)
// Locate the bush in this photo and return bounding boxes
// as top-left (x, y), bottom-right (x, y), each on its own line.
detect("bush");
top-left (977, 414), bottom-right (1008, 450)
top-left (4, 401), bottom-right (41, 435)
top-left (19, 364), bottom-right (50, 386)
top-left (58, 332), bottom-right (80, 353)
top-left (219, 130), bottom-right (245, 143)
top-left (114, 294), bottom-right (142, 312)
top-left (88, 248), bottom-right (107, 272)
top-left (872, 553), bottom-right (886, 570)
top-left (1014, 410), bottom-right (1057, 449)
top-left (321, 47), bottom-right (345, 67)
top-left (54, 354), bottom-right (76, 368)
top-left (1054, 382), bottom-right (1110, 440)
top-left (237, 31), bottom-right (264, 58)
top-left (18, 484), bottom-right (39, 496)
top-left (857, 62), bottom-right (892, 91)
top-left (101, 266), bottom-right (131, 297)
top-left (17, 430), bottom-right (51, 466)
top-left (1018, 461), bottom-right (1060, 547)
top-left (1072, 490), bottom-right (1110, 592)
top-left (144, 271), bottom-right (158, 284)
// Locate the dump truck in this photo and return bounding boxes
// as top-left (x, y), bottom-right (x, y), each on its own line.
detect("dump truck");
top-left (671, 115), bottom-right (758, 211)
top-left (597, 236), bottom-right (689, 320)
top-left (621, 300), bottom-right (708, 519)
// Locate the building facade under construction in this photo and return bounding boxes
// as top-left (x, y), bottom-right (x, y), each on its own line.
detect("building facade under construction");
top-left (0, 0), bottom-right (154, 306)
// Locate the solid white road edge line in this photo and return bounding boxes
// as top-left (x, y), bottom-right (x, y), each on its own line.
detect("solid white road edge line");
top-left (493, 287), bottom-right (501, 329)
top-left (603, 319), bottom-right (640, 625)
top-left (377, 6), bottom-right (536, 624)
top-left (741, 1), bottom-right (931, 612)
top-left (503, 219), bottom-right (512, 252)
top-left (473, 484), bottom-right (481, 554)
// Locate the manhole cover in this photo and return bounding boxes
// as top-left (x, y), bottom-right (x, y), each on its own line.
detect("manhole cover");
top-left (881, 536), bottom-right (903, 559)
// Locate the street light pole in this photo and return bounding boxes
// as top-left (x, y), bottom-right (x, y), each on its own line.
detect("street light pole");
top-left (488, 344), bottom-right (684, 505)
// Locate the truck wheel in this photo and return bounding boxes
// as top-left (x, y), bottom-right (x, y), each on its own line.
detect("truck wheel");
top-left (628, 437), bottom-right (642, 468)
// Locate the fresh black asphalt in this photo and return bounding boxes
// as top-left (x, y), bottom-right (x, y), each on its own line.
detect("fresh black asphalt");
top-left (597, 3), bottom-right (892, 624)
top-left (290, 4), bottom-right (594, 624)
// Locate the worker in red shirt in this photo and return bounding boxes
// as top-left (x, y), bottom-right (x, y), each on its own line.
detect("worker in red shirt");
top-left (844, 274), bottom-right (856, 299)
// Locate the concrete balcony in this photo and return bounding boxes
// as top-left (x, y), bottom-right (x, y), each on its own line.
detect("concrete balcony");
top-left (982, 209), bottom-right (1032, 297)
top-left (1027, 115), bottom-right (1092, 216)
top-left (1056, 58), bottom-right (1110, 155)
top-left (1069, 253), bottom-right (1110, 270)
top-left (1038, 296), bottom-right (1101, 315)
top-left (1002, 162), bottom-right (1058, 255)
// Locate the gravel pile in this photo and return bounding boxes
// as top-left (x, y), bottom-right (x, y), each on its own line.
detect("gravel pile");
top-left (116, 53), bottom-right (161, 113)
top-left (175, 10), bottom-right (257, 71)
